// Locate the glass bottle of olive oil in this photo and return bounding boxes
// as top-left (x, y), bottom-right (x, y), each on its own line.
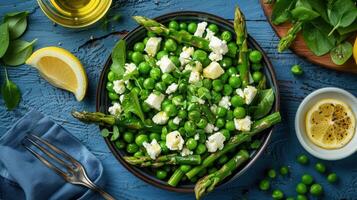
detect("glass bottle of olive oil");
top-left (38, 0), bottom-right (112, 28)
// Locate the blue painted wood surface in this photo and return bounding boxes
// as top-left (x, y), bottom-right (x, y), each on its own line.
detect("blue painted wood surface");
top-left (0, 0), bottom-right (357, 199)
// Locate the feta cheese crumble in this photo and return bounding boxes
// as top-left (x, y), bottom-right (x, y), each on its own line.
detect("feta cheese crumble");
top-left (194, 133), bottom-right (200, 140)
top-left (184, 61), bottom-right (202, 72)
top-left (205, 29), bottom-right (215, 40)
top-left (144, 37), bottom-right (162, 56)
top-left (166, 131), bottom-right (184, 151)
top-left (108, 102), bottom-right (122, 116)
top-left (181, 147), bottom-right (193, 156)
top-left (235, 86), bottom-right (257, 105)
top-left (204, 123), bottom-right (215, 134)
top-left (234, 116), bottom-right (252, 131)
top-left (119, 94), bottom-right (125, 103)
top-left (194, 22), bottom-right (208, 37)
top-left (209, 52), bottom-right (223, 62)
top-left (173, 116), bottom-right (181, 125)
top-left (124, 63), bottom-right (137, 75)
top-left (157, 55), bottom-right (176, 73)
top-left (206, 132), bottom-right (226, 153)
top-left (179, 46), bottom-right (194, 66)
top-left (143, 139), bottom-right (161, 159)
top-left (219, 96), bottom-right (231, 109)
top-left (209, 36), bottom-right (228, 56)
top-left (189, 71), bottom-right (201, 84)
top-left (203, 61), bottom-right (224, 79)
top-left (166, 83), bottom-right (178, 94)
top-left (113, 80), bottom-right (126, 94)
top-left (152, 111), bottom-right (169, 125)
top-left (145, 92), bottom-right (165, 110)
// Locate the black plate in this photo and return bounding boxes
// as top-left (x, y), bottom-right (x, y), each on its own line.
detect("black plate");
top-left (96, 11), bottom-right (280, 193)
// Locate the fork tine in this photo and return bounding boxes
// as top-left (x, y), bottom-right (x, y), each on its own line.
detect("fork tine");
top-left (23, 143), bottom-right (68, 178)
top-left (29, 135), bottom-right (80, 166)
top-left (25, 135), bottom-right (72, 170)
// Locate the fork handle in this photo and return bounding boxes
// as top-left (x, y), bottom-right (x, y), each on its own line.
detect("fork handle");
top-left (84, 180), bottom-right (116, 200)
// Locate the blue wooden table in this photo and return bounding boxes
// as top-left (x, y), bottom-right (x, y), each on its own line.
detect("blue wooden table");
top-left (1, 0), bottom-right (357, 199)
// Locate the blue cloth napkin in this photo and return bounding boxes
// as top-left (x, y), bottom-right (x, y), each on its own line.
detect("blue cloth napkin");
top-left (0, 110), bottom-right (105, 200)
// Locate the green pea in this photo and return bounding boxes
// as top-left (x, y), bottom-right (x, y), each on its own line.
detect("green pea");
top-left (149, 133), bottom-right (160, 141)
top-left (227, 67), bottom-right (238, 76)
top-left (168, 119), bottom-right (179, 130)
top-left (143, 78), bottom-right (155, 89)
top-left (202, 79), bottom-right (212, 89)
top-left (150, 68), bottom-right (161, 80)
top-left (162, 73), bottom-right (175, 84)
top-left (212, 80), bottom-right (223, 91)
top-left (156, 170), bottom-right (167, 180)
top-left (268, 169), bottom-right (277, 179)
top-left (123, 132), bottom-right (134, 143)
top-left (225, 120), bottom-right (235, 131)
top-left (211, 91), bottom-right (222, 104)
top-left (227, 42), bottom-right (238, 56)
top-left (107, 71), bottom-right (116, 82)
top-left (131, 51), bottom-right (144, 64)
top-left (108, 92), bottom-right (119, 100)
top-left (221, 31), bottom-right (232, 42)
top-left (301, 174), bottom-right (314, 185)
top-left (186, 138), bottom-right (198, 150)
top-left (187, 102), bottom-right (199, 111)
top-left (272, 189), bottom-right (284, 200)
top-left (159, 141), bottom-right (169, 154)
top-left (197, 118), bottom-right (208, 129)
top-left (216, 106), bottom-right (227, 117)
top-left (249, 50), bottom-right (263, 63)
top-left (188, 110), bottom-right (200, 122)
top-left (296, 183), bottom-right (307, 194)
top-left (223, 84), bottom-right (233, 96)
top-left (156, 50), bottom-right (168, 60)
top-left (180, 165), bottom-right (191, 172)
top-left (228, 76), bottom-right (241, 88)
top-left (252, 63), bottom-right (263, 71)
top-left (291, 64), bottom-right (303, 75)
top-left (135, 134), bottom-right (149, 146)
top-left (127, 51), bottom-right (134, 61)
top-left (231, 95), bottom-right (245, 107)
top-left (169, 55), bottom-right (180, 67)
top-left (133, 151), bottom-right (143, 157)
top-left (208, 24), bottom-right (219, 33)
top-left (142, 102), bottom-right (151, 112)
top-left (126, 143), bottom-right (139, 154)
top-left (155, 82), bottom-right (166, 92)
top-left (164, 39), bottom-right (177, 52)
top-left (259, 179), bottom-right (270, 191)
top-left (297, 154), bottom-right (309, 165)
top-left (161, 130), bottom-right (168, 141)
top-left (134, 42), bottom-right (145, 52)
top-left (178, 82), bottom-right (187, 93)
top-left (187, 22), bottom-right (197, 33)
top-left (184, 121), bottom-right (196, 136)
top-left (309, 183), bottom-right (323, 196)
top-left (279, 166), bottom-right (289, 175)
top-left (106, 82), bottom-right (114, 92)
top-left (233, 107), bottom-right (246, 119)
top-left (219, 57), bottom-right (232, 68)
top-left (219, 73), bottom-right (229, 83)
top-left (296, 195), bottom-right (307, 200)
top-left (193, 49), bottom-right (208, 63)
top-left (115, 140), bottom-right (126, 149)
top-left (215, 118), bottom-right (225, 128)
top-left (163, 104), bottom-right (177, 117)
top-left (172, 95), bottom-right (183, 106)
top-left (195, 143), bottom-right (207, 155)
top-left (221, 129), bottom-right (230, 140)
top-left (147, 31), bottom-right (156, 37)
top-left (179, 22), bottom-right (187, 30)
top-left (252, 71), bottom-right (263, 83)
top-left (327, 173), bottom-right (338, 183)
top-left (131, 87), bottom-right (140, 94)
top-left (315, 162), bottom-right (326, 173)
top-left (143, 37), bottom-right (149, 45)
top-left (138, 62), bottom-right (151, 74)
top-left (168, 20), bottom-right (179, 30)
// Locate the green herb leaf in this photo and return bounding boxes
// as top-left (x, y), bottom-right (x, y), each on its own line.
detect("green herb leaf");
top-left (337, 19), bottom-right (357, 35)
top-left (0, 23), bottom-right (9, 58)
top-left (330, 41), bottom-right (353, 65)
top-left (308, 0), bottom-right (329, 22)
top-left (100, 128), bottom-right (110, 137)
top-left (3, 11), bottom-right (29, 39)
top-left (1, 69), bottom-right (21, 110)
top-left (271, 0), bottom-right (297, 25)
top-left (291, 6), bottom-right (320, 22)
top-left (252, 89), bottom-right (275, 120)
top-left (122, 90), bottom-right (145, 122)
top-left (327, 0), bottom-right (357, 35)
top-left (111, 125), bottom-right (120, 141)
top-left (111, 39), bottom-right (126, 78)
top-left (2, 39), bottom-right (37, 66)
top-left (302, 21), bottom-right (336, 56)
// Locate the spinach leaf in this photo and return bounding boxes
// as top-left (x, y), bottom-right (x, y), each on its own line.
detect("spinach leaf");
top-left (111, 125), bottom-right (120, 141)
top-left (2, 39), bottom-right (37, 66)
top-left (307, 0), bottom-right (329, 22)
top-left (122, 90), bottom-right (145, 123)
top-left (327, 0), bottom-right (357, 35)
top-left (3, 11), bottom-right (29, 39)
top-left (252, 89), bottom-right (275, 120)
top-left (100, 128), bottom-right (110, 137)
top-left (337, 19), bottom-right (357, 35)
top-left (302, 21), bottom-right (336, 56)
top-left (0, 23), bottom-right (9, 58)
top-left (330, 41), bottom-right (353, 65)
top-left (1, 68), bottom-right (20, 110)
top-left (291, 6), bottom-right (320, 22)
top-left (271, 0), bottom-right (297, 25)
top-left (110, 39), bottom-right (126, 78)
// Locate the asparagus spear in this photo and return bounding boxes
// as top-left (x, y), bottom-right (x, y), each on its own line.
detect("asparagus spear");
top-left (71, 111), bottom-right (162, 132)
top-left (278, 21), bottom-right (302, 52)
top-left (234, 6), bottom-right (250, 88)
top-left (168, 168), bottom-right (185, 187)
top-left (124, 154), bottom-right (201, 168)
top-left (195, 150), bottom-right (250, 199)
top-left (132, 16), bottom-right (211, 52)
top-left (186, 112), bottom-right (281, 179)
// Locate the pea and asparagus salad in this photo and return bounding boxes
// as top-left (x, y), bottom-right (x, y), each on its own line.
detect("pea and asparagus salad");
top-left (72, 7), bottom-right (281, 199)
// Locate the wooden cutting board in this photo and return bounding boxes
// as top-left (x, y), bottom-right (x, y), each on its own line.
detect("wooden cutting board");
top-left (260, 0), bottom-right (357, 74)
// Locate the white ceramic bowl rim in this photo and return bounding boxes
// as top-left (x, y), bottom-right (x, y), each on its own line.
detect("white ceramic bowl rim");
top-left (295, 87), bottom-right (357, 160)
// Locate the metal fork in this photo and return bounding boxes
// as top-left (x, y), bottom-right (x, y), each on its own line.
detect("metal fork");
top-left (22, 134), bottom-right (115, 200)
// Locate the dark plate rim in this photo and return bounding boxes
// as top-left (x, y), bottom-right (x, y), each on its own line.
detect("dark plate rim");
top-left (96, 11), bottom-right (280, 193)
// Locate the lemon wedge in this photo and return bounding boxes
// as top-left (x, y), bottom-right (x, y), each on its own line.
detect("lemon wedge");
top-left (26, 47), bottom-right (87, 101)
top-left (305, 99), bottom-right (356, 149)
top-left (353, 36), bottom-right (357, 64)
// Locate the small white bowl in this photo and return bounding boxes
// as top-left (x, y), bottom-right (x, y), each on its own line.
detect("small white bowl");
top-left (295, 87), bottom-right (357, 160)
